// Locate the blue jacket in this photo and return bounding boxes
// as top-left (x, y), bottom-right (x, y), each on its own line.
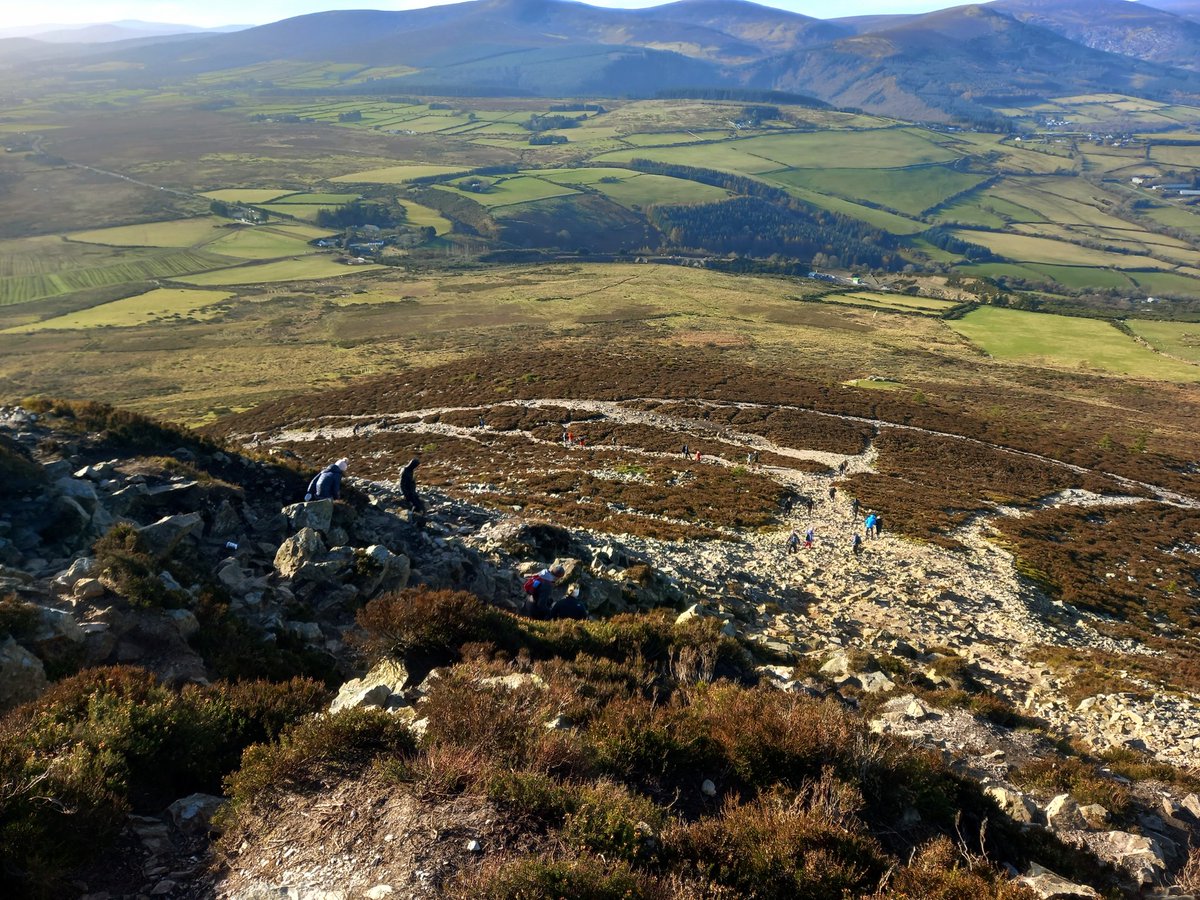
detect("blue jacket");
top-left (309, 464), bottom-right (343, 500)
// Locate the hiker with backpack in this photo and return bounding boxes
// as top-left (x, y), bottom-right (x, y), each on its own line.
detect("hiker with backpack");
top-left (523, 564), bottom-right (566, 619)
top-left (786, 530), bottom-right (800, 554)
top-left (305, 458), bottom-right (347, 501)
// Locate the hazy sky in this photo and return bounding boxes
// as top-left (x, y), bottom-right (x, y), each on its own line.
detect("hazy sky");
top-left (7, 0), bottom-right (976, 30)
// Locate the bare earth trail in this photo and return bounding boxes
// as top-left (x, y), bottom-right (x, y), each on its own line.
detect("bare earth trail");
top-left (238, 397), bottom-right (1200, 766)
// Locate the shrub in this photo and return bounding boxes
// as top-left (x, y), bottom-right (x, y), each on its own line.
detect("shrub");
top-left (670, 785), bottom-right (886, 899)
top-left (354, 587), bottom-right (507, 667)
top-left (1012, 755), bottom-right (1132, 820)
top-left (871, 835), bottom-right (1034, 899)
top-left (0, 594), bottom-right (39, 641)
top-left (223, 707), bottom-right (417, 808)
top-left (92, 523), bottom-right (187, 609)
top-left (0, 667), bottom-right (325, 897)
top-left (448, 853), bottom-right (654, 900)
top-left (20, 399), bottom-right (205, 456)
top-left (0, 435), bottom-right (45, 498)
top-left (563, 780), bottom-right (665, 864)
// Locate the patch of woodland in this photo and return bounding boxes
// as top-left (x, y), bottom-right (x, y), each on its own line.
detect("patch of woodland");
top-left (216, 588), bottom-right (1111, 900)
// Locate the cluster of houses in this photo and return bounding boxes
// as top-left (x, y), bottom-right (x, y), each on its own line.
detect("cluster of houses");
top-left (1130, 177), bottom-right (1200, 197)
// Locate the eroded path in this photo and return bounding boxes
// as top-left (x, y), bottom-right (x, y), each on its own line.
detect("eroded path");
top-left (238, 396), bottom-right (1200, 766)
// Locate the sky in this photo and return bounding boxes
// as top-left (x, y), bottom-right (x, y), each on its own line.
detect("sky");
top-left (4, 0), bottom-right (981, 30)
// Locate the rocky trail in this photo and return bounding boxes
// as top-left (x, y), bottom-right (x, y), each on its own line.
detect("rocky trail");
top-left (243, 396), bottom-right (1200, 770)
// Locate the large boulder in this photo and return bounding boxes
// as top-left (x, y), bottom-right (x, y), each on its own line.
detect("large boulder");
top-left (0, 637), bottom-right (47, 711)
top-left (986, 786), bottom-right (1038, 824)
top-left (138, 512), bottom-right (204, 555)
top-left (330, 659), bottom-right (410, 713)
top-left (282, 499), bottom-right (334, 535)
top-left (353, 545), bottom-right (411, 597)
top-left (53, 556), bottom-right (99, 592)
top-left (273, 528), bottom-right (327, 579)
top-left (1071, 831), bottom-right (1167, 886)
top-left (1045, 794), bottom-right (1088, 832)
top-left (167, 793), bottom-right (225, 836)
top-left (1017, 865), bottom-right (1099, 899)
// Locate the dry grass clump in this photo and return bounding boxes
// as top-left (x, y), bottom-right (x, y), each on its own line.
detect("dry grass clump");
top-left (0, 667), bottom-right (326, 897)
top-left (1011, 755), bottom-right (1133, 821)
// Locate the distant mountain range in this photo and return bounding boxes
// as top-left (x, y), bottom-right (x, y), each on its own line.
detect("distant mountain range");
top-left (6, 0), bottom-right (1200, 123)
top-left (0, 19), bottom-right (247, 43)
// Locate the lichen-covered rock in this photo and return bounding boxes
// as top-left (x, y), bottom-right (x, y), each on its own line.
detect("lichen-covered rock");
top-left (1045, 794), bottom-right (1088, 832)
top-left (274, 527), bottom-right (327, 579)
top-left (138, 512), bottom-right (204, 554)
top-left (0, 636), bottom-right (47, 711)
top-left (330, 659), bottom-right (410, 713)
top-left (283, 499), bottom-right (334, 535)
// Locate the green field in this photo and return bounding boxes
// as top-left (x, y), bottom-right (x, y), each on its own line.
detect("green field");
top-left (592, 173), bottom-right (729, 208)
top-left (270, 192), bottom-right (360, 205)
top-left (948, 306), bottom-right (1200, 381)
top-left (0, 250), bottom-right (236, 306)
top-left (1127, 270), bottom-right (1200, 297)
top-left (823, 291), bottom-right (958, 314)
top-left (1128, 319), bottom-right (1200, 363)
top-left (776, 166), bottom-right (986, 217)
top-left (2, 288), bottom-right (235, 332)
top-left (205, 224), bottom-right (328, 260)
top-left (70, 218), bottom-right (226, 248)
top-left (397, 200), bottom-right (452, 235)
top-left (174, 256), bottom-right (378, 285)
top-left (949, 229), bottom-right (1166, 269)
top-left (773, 182), bottom-right (928, 234)
top-left (331, 164), bottom-right (470, 184)
top-left (434, 176), bottom-right (580, 208)
top-left (1024, 264), bottom-right (1136, 290)
top-left (200, 189), bottom-right (292, 203)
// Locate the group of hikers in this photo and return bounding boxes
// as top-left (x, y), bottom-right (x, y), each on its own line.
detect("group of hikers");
top-left (303, 433), bottom-right (881, 624)
top-left (785, 493), bottom-right (884, 559)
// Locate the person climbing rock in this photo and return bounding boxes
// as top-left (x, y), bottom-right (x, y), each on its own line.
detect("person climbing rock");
top-left (806, 497), bottom-right (814, 515)
top-left (874, 513), bottom-right (884, 536)
top-left (828, 485), bottom-right (836, 501)
top-left (551, 584), bottom-right (588, 620)
top-left (851, 497), bottom-right (859, 518)
top-left (306, 458), bottom-right (347, 501)
top-left (805, 527), bottom-right (815, 549)
top-left (399, 457), bottom-right (425, 514)
top-left (525, 564), bottom-right (566, 619)
top-left (786, 530), bottom-right (800, 554)
top-left (851, 533), bottom-right (862, 557)
top-left (864, 512), bottom-right (877, 538)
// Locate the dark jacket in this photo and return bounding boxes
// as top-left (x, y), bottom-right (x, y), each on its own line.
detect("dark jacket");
top-left (308, 464), bottom-right (343, 500)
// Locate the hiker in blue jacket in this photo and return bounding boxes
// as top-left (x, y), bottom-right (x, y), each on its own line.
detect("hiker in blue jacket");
top-left (306, 458), bottom-right (347, 500)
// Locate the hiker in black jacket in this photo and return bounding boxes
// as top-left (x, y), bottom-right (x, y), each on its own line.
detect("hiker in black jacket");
top-left (399, 457), bottom-right (425, 514)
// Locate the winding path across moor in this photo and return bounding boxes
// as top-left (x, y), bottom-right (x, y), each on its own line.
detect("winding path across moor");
top-left (236, 395), bottom-right (1200, 767)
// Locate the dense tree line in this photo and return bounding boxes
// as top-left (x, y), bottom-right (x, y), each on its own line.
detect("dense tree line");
top-left (524, 114), bottom-right (584, 132)
top-left (316, 200), bottom-right (406, 229)
top-left (922, 227), bottom-right (996, 261)
top-left (649, 197), bottom-right (903, 269)
top-left (625, 158), bottom-right (793, 203)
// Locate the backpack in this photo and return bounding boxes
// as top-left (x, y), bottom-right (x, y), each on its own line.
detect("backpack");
top-left (523, 576), bottom-right (541, 595)
top-left (304, 473), bottom-right (319, 502)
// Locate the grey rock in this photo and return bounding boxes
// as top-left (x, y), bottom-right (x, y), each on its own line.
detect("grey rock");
top-left (986, 786), bottom-right (1038, 824)
top-left (1046, 794), bottom-right (1088, 832)
top-left (55, 476), bottom-right (98, 506)
top-left (164, 609), bottom-right (200, 641)
top-left (1017, 867), bottom-right (1100, 899)
top-left (283, 499), bottom-right (334, 535)
top-left (138, 512), bottom-right (203, 554)
top-left (701, 779), bottom-right (717, 797)
top-left (1079, 803), bottom-right (1109, 829)
top-left (274, 527), bottom-right (327, 579)
top-left (0, 636), bottom-right (47, 711)
top-left (166, 793), bottom-right (224, 836)
top-left (36, 606), bottom-right (85, 645)
top-left (54, 556), bottom-right (98, 590)
top-left (330, 659), bottom-right (410, 713)
top-left (1073, 830), bottom-right (1167, 885)
top-left (73, 578), bottom-right (106, 601)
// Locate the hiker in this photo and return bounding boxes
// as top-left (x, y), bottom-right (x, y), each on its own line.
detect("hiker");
top-left (399, 457), bottom-right (425, 514)
top-left (805, 527), bottom-right (815, 549)
top-left (525, 564), bottom-right (566, 619)
top-left (551, 584), bottom-right (588, 620)
top-left (747, 451), bottom-right (754, 466)
top-left (682, 443), bottom-right (689, 458)
top-left (786, 530), bottom-right (800, 554)
top-left (875, 513), bottom-right (884, 536)
top-left (695, 449), bottom-right (702, 462)
top-left (828, 485), bottom-right (836, 501)
top-left (852, 533), bottom-right (862, 557)
top-left (864, 513), bottom-right (877, 538)
top-left (839, 460), bottom-right (848, 474)
top-left (806, 497), bottom-right (814, 515)
top-left (782, 496), bottom-right (794, 515)
top-left (306, 458), bottom-right (347, 501)
top-left (478, 415), bottom-right (486, 428)
top-left (851, 497), bottom-right (859, 518)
